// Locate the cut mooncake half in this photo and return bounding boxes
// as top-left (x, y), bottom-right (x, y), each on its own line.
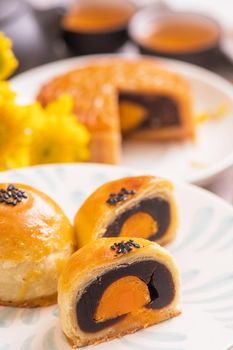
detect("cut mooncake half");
top-left (74, 175), bottom-right (178, 248)
top-left (37, 57), bottom-right (195, 164)
top-left (58, 237), bottom-right (181, 348)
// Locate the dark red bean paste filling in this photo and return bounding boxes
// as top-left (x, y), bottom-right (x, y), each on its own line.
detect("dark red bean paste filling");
top-left (76, 260), bottom-right (175, 333)
top-left (119, 93), bottom-right (180, 134)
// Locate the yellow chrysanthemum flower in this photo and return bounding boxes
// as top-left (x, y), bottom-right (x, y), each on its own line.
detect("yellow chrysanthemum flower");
top-left (28, 95), bottom-right (90, 165)
top-left (0, 82), bottom-right (90, 170)
top-left (0, 84), bottom-right (30, 170)
top-left (0, 32), bottom-right (18, 80)
top-left (0, 80), bottom-right (16, 103)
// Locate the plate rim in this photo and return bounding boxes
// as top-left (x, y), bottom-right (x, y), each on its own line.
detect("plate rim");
top-left (10, 53), bottom-right (233, 185)
top-left (2, 162), bottom-right (233, 214)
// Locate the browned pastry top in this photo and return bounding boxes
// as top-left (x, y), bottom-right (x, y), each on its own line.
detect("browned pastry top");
top-left (0, 183), bottom-right (73, 262)
top-left (37, 58), bottom-right (190, 132)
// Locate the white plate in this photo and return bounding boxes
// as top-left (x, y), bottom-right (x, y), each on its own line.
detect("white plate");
top-left (0, 163), bottom-right (233, 350)
top-left (10, 55), bottom-right (233, 185)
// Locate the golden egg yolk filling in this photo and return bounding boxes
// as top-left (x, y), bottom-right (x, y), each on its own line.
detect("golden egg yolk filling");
top-left (120, 212), bottom-right (158, 239)
top-left (95, 276), bottom-right (151, 321)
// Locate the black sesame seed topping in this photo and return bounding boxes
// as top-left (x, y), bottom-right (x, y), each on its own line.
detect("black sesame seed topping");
top-left (106, 187), bottom-right (136, 205)
top-left (7, 184), bottom-right (15, 191)
top-left (0, 184), bottom-right (28, 206)
top-left (110, 240), bottom-right (141, 255)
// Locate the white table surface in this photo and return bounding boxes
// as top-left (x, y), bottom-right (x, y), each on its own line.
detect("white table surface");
top-left (204, 166), bottom-right (233, 203)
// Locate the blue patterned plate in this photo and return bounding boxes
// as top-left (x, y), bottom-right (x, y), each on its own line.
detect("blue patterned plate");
top-left (0, 163), bottom-right (232, 350)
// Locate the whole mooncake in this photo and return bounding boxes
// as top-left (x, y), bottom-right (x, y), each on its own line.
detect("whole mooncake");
top-left (0, 183), bottom-right (75, 307)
